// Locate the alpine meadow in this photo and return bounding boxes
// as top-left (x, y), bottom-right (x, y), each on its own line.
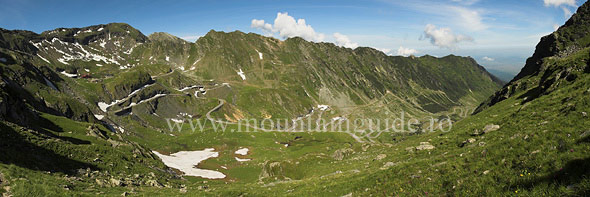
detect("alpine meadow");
top-left (1, 0), bottom-right (590, 196)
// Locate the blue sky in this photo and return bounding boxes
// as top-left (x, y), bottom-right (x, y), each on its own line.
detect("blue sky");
top-left (0, 0), bottom-right (585, 74)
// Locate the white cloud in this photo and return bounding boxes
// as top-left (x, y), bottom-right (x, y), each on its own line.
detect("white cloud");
top-left (333, 32), bottom-right (359, 49)
top-left (482, 56), bottom-right (494, 61)
top-left (562, 7), bottom-right (573, 18)
top-left (542, 0), bottom-right (576, 20)
top-left (422, 24), bottom-right (473, 49)
top-left (449, 6), bottom-right (488, 31)
top-left (553, 23), bottom-right (560, 31)
top-left (396, 46), bottom-right (418, 56)
top-left (251, 12), bottom-right (325, 42)
top-left (543, 0), bottom-right (576, 7)
top-left (251, 19), bottom-right (273, 32)
top-left (375, 48), bottom-right (393, 55)
top-left (451, 0), bottom-right (480, 5)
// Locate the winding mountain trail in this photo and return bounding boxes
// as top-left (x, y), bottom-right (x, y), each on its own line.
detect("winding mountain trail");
top-left (205, 98), bottom-right (365, 143)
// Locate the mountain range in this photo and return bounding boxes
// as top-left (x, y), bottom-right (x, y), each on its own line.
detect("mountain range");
top-left (0, 1), bottom-right (589, 196)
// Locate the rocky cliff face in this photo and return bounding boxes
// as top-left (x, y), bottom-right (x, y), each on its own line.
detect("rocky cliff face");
top-left (474, 1), bottom-right (590, 114)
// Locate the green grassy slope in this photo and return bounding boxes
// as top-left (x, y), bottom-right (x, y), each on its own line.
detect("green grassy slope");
top-left (0, 16), bottom-right (507, 196)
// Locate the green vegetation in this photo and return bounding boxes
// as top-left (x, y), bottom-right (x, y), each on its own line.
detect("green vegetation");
top-left (1, 2), bottom-right (589, 196)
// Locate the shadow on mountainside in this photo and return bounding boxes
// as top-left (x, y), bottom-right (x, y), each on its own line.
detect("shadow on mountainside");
top-left (0, 122), bottom-right (97, 175)
top-left (513, 156), bottom-right (590, 195)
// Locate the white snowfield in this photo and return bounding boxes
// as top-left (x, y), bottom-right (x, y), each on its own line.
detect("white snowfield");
top-left (152, 149), bottom-right (226, 179)
top-left (32, 38), bottom-right (121, 65)
top-left (97, 83), bottom-right (156, 112)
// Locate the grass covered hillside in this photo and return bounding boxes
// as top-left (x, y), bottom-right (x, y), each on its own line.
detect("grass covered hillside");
top-left (0, 4), bottom-right (551, 196)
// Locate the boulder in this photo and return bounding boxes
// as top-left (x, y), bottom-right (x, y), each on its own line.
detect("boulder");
top-left (332, 148), bottom-right (354, 161)
top-left (482, 124), bottom-right (500, 134)
top-left (380, 162), bottom-right (397, 170)
top-left (110, 178), bottom-right (123, 187)
top-left (259, 161), bottom-right (283, 179)
top-left (459, 138), bottom-right (476, 147)
top-left (146, 180), bottom-right (163, 188)
top-left (416, 142), bottom-right (435, 150)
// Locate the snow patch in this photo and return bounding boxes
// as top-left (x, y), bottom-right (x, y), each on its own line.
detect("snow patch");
top-left (29, 41), bottom-right (43, 49)
top-left (178, 85), bottom-right (200, 92)
top-left (37, 54), bottom-right (50, 63)
top-left (60, 71), bottom-right (77, 78)
top-left (152, 149), bottom-right (225, 179)
top-left (99, 39), bottom-right (107, 48)
top-left (170, 118), bottom-right (183, 123)
top-left (98, 101), bottom-right (116, 112)
top-left (235, 148), bottom-right (249, 156)
top-left (166, 56), bottom-right (170, 61)
top-left (317, 105), bottom-right (329, 111)
top-left (57, 58), bottom-right (69, 65)
top-left (255, 49), bottom-right (263, 60)
top-left (97, 27), bottom-right (104, 31)
top-left (332, 117), bottom-right (346, 121)
top-left (94, 114), bottom-right (104, 120)
top-left (237, 69), bottom-right (246, 80)
top-left (235, 157), bottom-right (251, 162)
top-left (96, 63), bottom-right (103, 67)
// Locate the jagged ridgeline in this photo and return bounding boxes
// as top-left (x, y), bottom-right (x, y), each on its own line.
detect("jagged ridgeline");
top-left (1, 23), bottom-right (501, 125)
top-left (1, 22), bottom-right (502, 195)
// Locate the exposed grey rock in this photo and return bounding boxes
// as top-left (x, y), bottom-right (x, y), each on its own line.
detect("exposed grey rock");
top-left (146, 180), bottom-right (163, 188)
top-left (380, 162), bottom-right (397, 170)
top-left (110, 178), bottom-right (123, 187)
top-left (460, 138), bottom-right (476, 147)
top-left (482, 124), bottom-right (500, 134)
top-left (375, 154), bottom-right (387, 161)
top-left (332, 148), bottom-right (354, 161)
top-left (416, 142), bottom-right (435, 150)
top-left (260, 161), bottom-right (283, 179)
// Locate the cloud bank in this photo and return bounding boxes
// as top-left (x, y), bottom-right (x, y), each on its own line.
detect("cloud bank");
top-left (543, 0), bottom-right (577, 19)
top-left (333, 33), bottom-right (359, 49)
top-left (251, 12), bottom-right (325, 42)
top-left (543, 0), bottom-right (576, 7)
top-left (423, 24), bottom-right (473, 49)
top-left (396, 46), bottom-right (418, 56)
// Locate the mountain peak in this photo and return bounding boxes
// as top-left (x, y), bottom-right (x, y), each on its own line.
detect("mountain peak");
top-left (148, 32), bottom-right (185, 43)
top-left (37, 22), bottom-right (147, 45)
